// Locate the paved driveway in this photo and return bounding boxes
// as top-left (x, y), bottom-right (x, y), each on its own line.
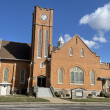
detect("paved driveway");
top-left (0, 104), bottom-right (110, 110)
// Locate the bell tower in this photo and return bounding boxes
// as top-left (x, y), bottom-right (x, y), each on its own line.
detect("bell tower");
top-left (31, 6), bottom-right (53, 88)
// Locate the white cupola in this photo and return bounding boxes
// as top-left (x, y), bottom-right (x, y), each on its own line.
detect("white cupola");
top-left (57, 35), bottom-right (64, 48)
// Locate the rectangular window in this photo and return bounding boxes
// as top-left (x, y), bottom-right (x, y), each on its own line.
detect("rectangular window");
top-left (37, 29), bottom-right (42, 58)
top-left (44, 30), bottom-right (49, 57)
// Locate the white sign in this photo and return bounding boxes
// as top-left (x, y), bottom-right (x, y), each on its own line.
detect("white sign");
top-left (76, 92), bottom-right (83, 96)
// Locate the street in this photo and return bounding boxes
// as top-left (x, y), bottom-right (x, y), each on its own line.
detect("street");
top-left (0, 104), bottom-right (110, 110)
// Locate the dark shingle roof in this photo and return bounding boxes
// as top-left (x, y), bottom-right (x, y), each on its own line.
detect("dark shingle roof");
top-left (0, 40), bottom-right (31, 60)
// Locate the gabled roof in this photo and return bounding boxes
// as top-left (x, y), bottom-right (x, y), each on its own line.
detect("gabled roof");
top-left (0, 40), bottom-right (31, 61)
top-left (54, 34), bottom-right (99, 57)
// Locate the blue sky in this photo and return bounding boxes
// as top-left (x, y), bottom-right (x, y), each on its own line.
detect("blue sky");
top-left (0, 0), bottom-right (110, 62)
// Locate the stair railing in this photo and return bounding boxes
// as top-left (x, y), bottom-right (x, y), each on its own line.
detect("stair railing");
top-left (50, 86), bottom-right (55, 97)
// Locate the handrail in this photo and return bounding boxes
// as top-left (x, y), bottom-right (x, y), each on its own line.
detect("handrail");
top-left (50, 86), bottom-right (55, 97)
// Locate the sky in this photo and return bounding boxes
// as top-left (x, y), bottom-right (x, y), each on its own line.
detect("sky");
top-left (0, 0), bottom-right (110, 63)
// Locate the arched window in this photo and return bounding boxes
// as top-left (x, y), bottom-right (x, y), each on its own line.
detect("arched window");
top-left (70, 67), bottom-right (84, 84)
top-left (58, 68), bottom-right (63, 84)
top-left (20, 69), bottom-right (25, 83)
top-left (40, 61), bottom-right (45, 68)
top-left (69, 47), bottom-right (73, 56)
top-left (3, 67), bottom-right (9, 82)
top-left (81, 48), bottom-right (84, 57)
top-left (37, 29), bottom-right (42, 58)
top-left (44, 30), bottom-right (49, 57)
top-left (91, 71), bottom-right (95, 85)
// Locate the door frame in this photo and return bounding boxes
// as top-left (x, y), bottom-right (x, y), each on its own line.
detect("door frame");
top-left (37, 76), bottom-right (46, 87)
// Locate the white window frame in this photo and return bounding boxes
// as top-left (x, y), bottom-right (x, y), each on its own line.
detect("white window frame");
top-left (90, 71), bottom-right (95, 85)
top-left (69, 47), bottom-right (73, 56)
top-left (81, 48), bottom-right (84, 57)
top-left (40, 61), bottom-right (45, 68)
top-left (58, 68), bottom-right (63, 84)
top-left (44, 30), bottom-right (49, 58)
top-left (37, 29), bottom-right (42, 59)
top-left (3, 67), bottom-right (9, 82)
top-left (20, 69), bottom-right (25, 84)
top-left (70, 67), bottom-right (84, 85)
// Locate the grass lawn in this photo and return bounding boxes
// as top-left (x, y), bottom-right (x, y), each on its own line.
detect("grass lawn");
top-left (65, 98), bottom-right (110, 102)
top-left (0, 95), bottom-right (49, 102)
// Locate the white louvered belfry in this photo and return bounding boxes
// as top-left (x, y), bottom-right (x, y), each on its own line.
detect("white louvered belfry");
top-left (37, 29), bottom-right (42, 58)
top-left (44, 30), bottom-right (49, 57)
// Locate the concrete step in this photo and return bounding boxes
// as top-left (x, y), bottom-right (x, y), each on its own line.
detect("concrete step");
top-left (37, 87), bottom-right (53, 97)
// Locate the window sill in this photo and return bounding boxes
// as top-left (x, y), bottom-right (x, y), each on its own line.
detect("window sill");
top-left (81, 56), bottom-right (84, 58)
top-left (58, 83), bottom-right (63, 85)
top-left (40, 67), bottom-right (45, 69)
top-left (70, 83), bottom-right (84, 85)
top-left (91, 84), bottom-right (95, 86)
top-left (37, 57), bottom-right (42, 59)
top-left (69, 55), bottom-right (73, 57)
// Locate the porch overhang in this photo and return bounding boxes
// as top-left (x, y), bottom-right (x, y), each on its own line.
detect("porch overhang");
top-left (0, 83), bottom-right (12, 86)
top-left (98, 77), bottom-right (110, 80)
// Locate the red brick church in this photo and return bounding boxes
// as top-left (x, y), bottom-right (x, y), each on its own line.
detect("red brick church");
top-left (0, 6), bottom-right (110, 98)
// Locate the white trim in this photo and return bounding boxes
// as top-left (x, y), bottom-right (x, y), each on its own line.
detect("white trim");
top-left (81, 48), bottom-right (84, 57)
top-left (0, 83), bottom-right (12, 85)
top-left (0, 59), bottom-right (1, 68)
top-left (37, 57), bottom-right (42, 59)
top-left (3, 67), bottom-right (9, 83)
top-left (58, 69), bottom-right (63, 84)
top-left (37, 29), bottom-right (42, 58)
top-left (70, 83), bottom-right (84, 85)
top-left (40, 61), bottom-right (45, 68)
top-left (90, 71), bottom-right (95, 85)
top-left (69, 47), bottom-right (73, 56)
top-left (70, 67), bottom-right (84, 85)
top-left (44, 30), bottom-right (49, 58)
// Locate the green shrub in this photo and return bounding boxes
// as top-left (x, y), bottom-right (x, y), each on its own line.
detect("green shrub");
top-left (54, 91), bottom-right (61, 97)
top-left (26, 92), bottom-right (30, 96)
top-left (55, 91), bottom-right (58, 96)
top-left (88, 94), bottom-right (92, 97)
top-left (57, 94), bottom-right (61, 97)
top-left (87, 94), bottom-right (92, 98)
top-left (100, 91), bottom-right (104, 97)
top-left (66, 94), bottom-right (70, 97)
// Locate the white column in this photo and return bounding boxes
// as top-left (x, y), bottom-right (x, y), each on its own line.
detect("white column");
top-left (105, 80), bottom-right (107, 92)
top-left (0, 59), bottom-right (1, 69)
top-left (101, 80), bottom-right (102, 91)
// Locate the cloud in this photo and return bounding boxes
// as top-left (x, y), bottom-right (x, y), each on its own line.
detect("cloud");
top-left (81, 37), bottom-right (99, 48)
top-left (93, 31), bottom-right (107, 43)
top-left (79, 3), bottom-right (110, 31)
top-left (64, 34), bottom-right (72, 43)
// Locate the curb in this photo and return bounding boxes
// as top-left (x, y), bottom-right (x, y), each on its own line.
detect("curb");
top-left (0, 102), bottom-right (110, 106)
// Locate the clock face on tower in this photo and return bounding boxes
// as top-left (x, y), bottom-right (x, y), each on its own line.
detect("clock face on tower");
top-left (40, 14), bottom-right (48, 21)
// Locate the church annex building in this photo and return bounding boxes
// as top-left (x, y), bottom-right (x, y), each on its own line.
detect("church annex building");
top-left (0, 6), bottom-right (110, 98)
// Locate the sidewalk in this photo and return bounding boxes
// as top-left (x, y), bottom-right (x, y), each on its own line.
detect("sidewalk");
top-left (42, 97), bottom-right (73, 103)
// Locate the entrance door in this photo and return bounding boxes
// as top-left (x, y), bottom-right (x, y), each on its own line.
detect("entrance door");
top-left (37, 76), bottom-right (46, 87)
top-left (1, 86), bottom-right (7, 95)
